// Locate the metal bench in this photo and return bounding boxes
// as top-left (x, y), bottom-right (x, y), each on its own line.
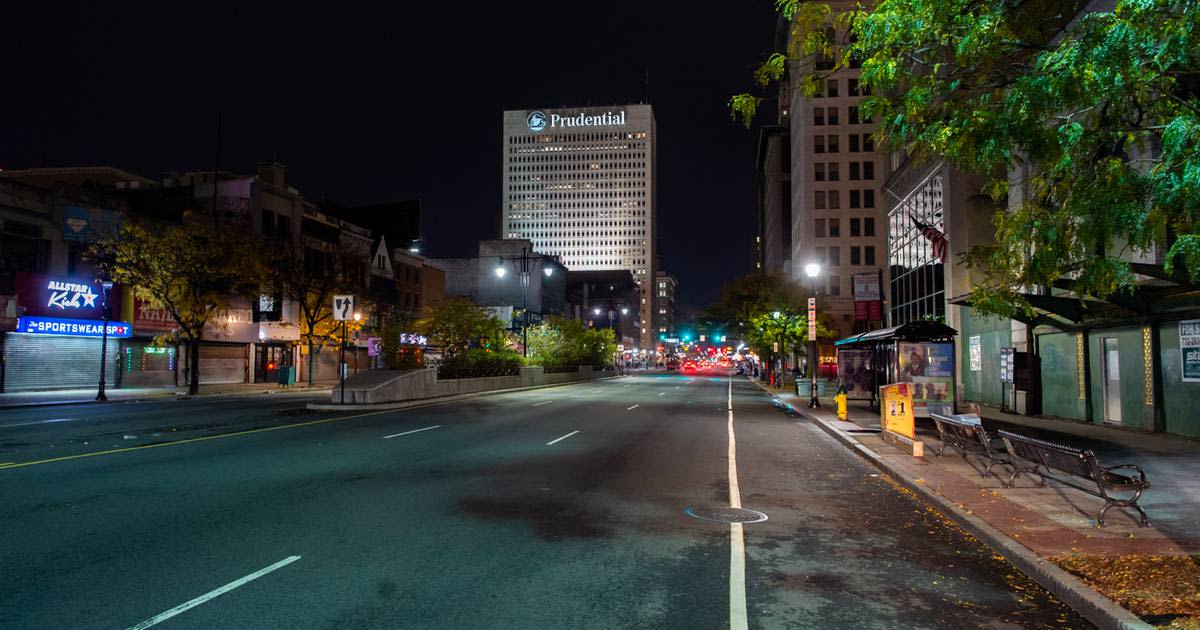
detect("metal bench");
top-left (998, 429), bottom-right (1150, 527)
top-left (930, 413), bottom-right (1011, 478)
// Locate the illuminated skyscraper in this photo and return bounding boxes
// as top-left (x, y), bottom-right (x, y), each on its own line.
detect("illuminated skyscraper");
top-left (502, 104), bottom-right (657, 349)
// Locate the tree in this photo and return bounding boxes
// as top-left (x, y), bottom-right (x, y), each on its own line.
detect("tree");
top-left (734, 0), bottom-right (1200, 318)
top-left (93, 214), bottom-right (264, 394)
top-left (269, 240), bottom-right (361, 386)
top-left (415, 298), bottom-right (519, 369)
top-left (703, 274), bottom-right (835, 367)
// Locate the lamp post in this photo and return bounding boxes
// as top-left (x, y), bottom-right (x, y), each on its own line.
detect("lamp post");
top-left (495, 247), bottom-right (547, 357)
top-left (340, 312), bottom-right (361, 404)
top-left (804, 262), bottom-right (822, 408)
top-left (95, 279), bottom-right (113, 401)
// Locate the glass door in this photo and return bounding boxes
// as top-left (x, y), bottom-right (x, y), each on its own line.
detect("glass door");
top-left (1102, 338), bottom-right (1122, 424)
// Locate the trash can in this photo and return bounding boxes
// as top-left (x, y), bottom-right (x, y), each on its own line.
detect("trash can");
top-left (278, 365), bottom-right (295, 387)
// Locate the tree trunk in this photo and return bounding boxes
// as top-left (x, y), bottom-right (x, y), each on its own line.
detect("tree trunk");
top-left (188, 337), bottom-right (201, 395)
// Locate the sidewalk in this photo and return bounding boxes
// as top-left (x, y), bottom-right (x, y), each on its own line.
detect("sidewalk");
top-left (0, 381), bottom-right (334, 409)
top-left (755, 379), bottom-right (1200, 628)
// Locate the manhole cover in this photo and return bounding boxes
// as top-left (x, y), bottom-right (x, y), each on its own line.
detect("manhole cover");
top-left (684, 506), bottom-right (769, 524)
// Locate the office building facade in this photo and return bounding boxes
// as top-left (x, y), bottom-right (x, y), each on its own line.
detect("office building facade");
top-left (501, 104), bottom-right (657, 349)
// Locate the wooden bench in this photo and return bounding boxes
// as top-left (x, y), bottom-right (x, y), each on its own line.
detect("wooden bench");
top-left (998, 430), bottom-right (1150, 527)
top-left (929, 413), bottom-right (1011, 478)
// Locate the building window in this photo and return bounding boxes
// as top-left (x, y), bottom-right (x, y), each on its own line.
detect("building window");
top-left (828, 134), bottom-right (839, 153)
top-left (829, 218), bottom-right (840, 237)
top-left (814, 108), bottom-right (824, 126)
top-left (829, 275), bottom-right (841, 296)
top-left (814, 135), bottom-right (825, 153)
top-left (849, 134), bottom-right (860, 152)
top-left (850, 190), bottom-right (861, 209)
top-left (828, 162), bottom-right (840, 181)
top-left (828, 246), bottom-right (840, 267)
top-left (827, 107), bottom-right (839, 125)
top-left (850, 246), bottom-right (861, 265)
top-left (815, 218), bottom-right (826, 238)
top-left (815, 190), bottom-right (826, 209)
top-left (864, 162), bottom-right (875, 180)
top-left (848, 78), bottom-right (859, 95)
top-left (865, 217), bottom-right (876, 236)
top-left (850, 217), bottom-right (861, 236)
top-left (849, 106), bottom-right (860, 125)
top-left (865, 190), bottom-right (876, 208)
top-left (865, 246), bottom-right (876, 266)
top-left (815, 246), bottom-right (826, 264)
top-left (828, 190), bottom-right (841, 209)
top-left (815, 163), bottom-right (826, 181)
top-left (826, 79), bottom-right (838, 98)
top-left (864, 135), bottom-right (875, 151)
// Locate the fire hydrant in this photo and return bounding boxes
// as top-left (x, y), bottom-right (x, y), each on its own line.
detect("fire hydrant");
top-left (835, 385), bottom-right (848, 421)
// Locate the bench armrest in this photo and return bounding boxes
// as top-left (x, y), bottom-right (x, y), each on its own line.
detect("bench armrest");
top-left (1102, 463), bottom-right (1149, 487)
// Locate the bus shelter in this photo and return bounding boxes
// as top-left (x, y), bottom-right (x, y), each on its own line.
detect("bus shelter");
top-left (834, 320), bottom-right (958, 417)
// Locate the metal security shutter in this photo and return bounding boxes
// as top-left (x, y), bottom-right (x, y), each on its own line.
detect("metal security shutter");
top-left (3, 334), bottom-right (119, 391)
top-left (198, 343), bottom-right (246, 384)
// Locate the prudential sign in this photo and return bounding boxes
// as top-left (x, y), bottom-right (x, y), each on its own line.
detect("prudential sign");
top-left (527, 110), bottom-right (626, 131)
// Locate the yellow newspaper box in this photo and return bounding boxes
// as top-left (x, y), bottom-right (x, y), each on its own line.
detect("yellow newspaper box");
top-left (880, 383), bottom-right (915, 439)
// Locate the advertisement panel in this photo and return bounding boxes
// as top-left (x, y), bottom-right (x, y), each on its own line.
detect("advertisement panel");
top-left (17, 316), bottom-right (132, 338)
top-left (852, 272), bottom-right (882, 321)
top-left (1180, 320), bottom-right (1200, 382)
top-left (836, 349), bottom-right (874, 400)
top-left (134, 298), bottom-right (178, 335)
top-left (897, 342), bottom-right (954, 417)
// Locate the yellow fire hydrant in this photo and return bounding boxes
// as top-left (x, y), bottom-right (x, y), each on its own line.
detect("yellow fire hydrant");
top-left (835, 385), bottom-right (848, 421)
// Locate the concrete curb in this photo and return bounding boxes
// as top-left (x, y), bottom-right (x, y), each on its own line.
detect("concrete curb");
top-left (0, 387), bottom-right (333, 410)
top-left (307, 375), bottom-right (626, 411)
top-left (750, 380), bottom-right (1151, 630)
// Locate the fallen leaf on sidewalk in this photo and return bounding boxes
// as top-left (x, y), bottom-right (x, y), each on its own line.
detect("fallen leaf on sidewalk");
top-left (1053, 554), bottom-right (1200, 620)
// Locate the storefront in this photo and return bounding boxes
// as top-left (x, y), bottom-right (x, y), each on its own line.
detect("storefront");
top-left (121, 297), bottom-right (179, 388)
top-left (2, 273), bottom-right (129, 390)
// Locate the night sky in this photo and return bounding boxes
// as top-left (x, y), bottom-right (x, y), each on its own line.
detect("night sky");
top-left (0, 3), bottom-right (779, 310)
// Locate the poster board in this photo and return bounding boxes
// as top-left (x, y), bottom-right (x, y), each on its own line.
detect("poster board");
top-left (881, 383), bottom-right (915, 439)
top-left (836, 348), bottom-right (874, 400)
top-left (896, 341), bottom-right (955, 417)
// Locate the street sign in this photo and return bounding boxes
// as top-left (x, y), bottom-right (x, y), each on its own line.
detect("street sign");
top-left (808, 297), bottom-right (817, 342)
top-left (333, 295), bottom-right (355, 321)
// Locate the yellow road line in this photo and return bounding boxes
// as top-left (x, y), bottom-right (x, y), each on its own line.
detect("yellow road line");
top-left (0, 409), bottom-right (400, 472)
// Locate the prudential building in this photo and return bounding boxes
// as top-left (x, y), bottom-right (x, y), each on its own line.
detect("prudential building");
top-left (502, 104), bottom-right (657, 350)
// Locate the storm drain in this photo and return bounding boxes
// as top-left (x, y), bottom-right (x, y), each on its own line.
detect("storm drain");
top-left (684, 506), bottom-right (769, 524)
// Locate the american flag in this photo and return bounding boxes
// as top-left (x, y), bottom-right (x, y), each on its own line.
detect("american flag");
top-left (909, 213), bottom-right (947, 263)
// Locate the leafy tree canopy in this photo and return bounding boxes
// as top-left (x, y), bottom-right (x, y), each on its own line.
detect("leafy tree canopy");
top-left (735, 0), bottom-right (1200, 318)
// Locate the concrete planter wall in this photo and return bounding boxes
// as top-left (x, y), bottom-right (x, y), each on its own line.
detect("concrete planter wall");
top-left (331, 365), bottom-right (602, 405)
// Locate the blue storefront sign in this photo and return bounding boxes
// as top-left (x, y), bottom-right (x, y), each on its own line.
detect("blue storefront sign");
top-left (16, 316), bottom-right (132, 338)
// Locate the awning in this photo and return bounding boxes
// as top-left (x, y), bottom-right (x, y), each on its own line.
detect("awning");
top-left (835, 320), bottom-right (959, 346)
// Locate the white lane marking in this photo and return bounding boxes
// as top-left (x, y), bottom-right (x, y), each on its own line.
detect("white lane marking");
top-left (0, 417), bottom-right (78, 430)
top-left (125, 555), bottom-right (301, 630)
top-left (545, 430), bottom-right (579, 446)
top-left (383, 425), bottom-right (441, 439)
top-left (531, 400), bottom-right (554, 407)
top-left (657, 392), bottom-right (666, 397)
top-left (626, 404), bottom-right (639, 411)
top-left (728, 378), bottom-right (748, 630)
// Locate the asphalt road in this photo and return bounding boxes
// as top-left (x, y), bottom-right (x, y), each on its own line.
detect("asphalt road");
top-left (0, 373), bottom-right (1089, 629)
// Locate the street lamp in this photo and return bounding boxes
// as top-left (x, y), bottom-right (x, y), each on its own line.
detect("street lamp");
top-left (95, 278), bottom-right (114, 401)
top-left (804, 262), bottom-right (822, 408)
top-left (495, 248), bottom-right (542, 357)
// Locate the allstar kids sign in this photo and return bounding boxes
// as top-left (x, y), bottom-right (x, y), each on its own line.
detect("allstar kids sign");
top-left (45, 279), bottom-right (99, 311)
top-left (527, 110), bottom-right (627, 131)
top-left (13, 273), bottom-right (118, 320)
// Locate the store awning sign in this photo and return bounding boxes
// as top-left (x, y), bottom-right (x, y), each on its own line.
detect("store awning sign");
top-left (17, 316), bottom-right (132, 338)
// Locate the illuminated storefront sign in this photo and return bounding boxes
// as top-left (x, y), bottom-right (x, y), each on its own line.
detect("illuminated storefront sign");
top-left (14, 273), bottom-right (119, 320)
top-left (527, 110), bottom-right (626, 131)
top-left (17, 316), bottom-right (132, 338)
top-left (45, 279), bottom-right (100, 310)
top-left (399, 333), bottom-right (428, 346)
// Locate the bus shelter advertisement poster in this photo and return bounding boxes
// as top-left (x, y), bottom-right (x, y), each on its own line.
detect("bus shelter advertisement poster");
top-left (897, 342), bottom-right (954, 416)
top-left (836, 349), bottom-right (874, 400)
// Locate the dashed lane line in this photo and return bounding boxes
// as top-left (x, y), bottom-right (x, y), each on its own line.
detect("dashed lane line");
top-left (626, 404), bottom-right (639, 411)
top-left (728, 377), bottom-right (749, 630)
top-left (125, 555), bottom-right (301, 630)
top-left (531, 401), bottom-right (554, 407)
top-left (545, 430), bottom-right (579, 446)
top-left (383, 425), bottom-right (441, 439)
